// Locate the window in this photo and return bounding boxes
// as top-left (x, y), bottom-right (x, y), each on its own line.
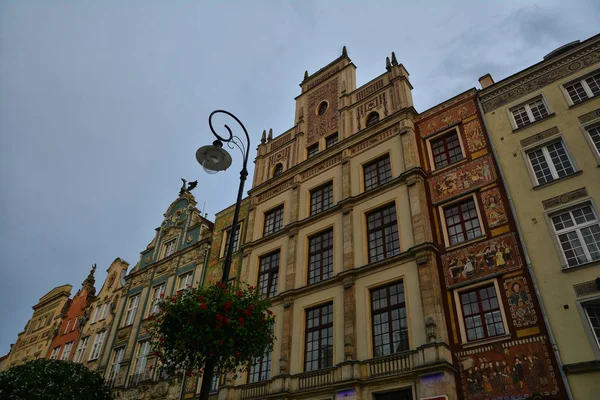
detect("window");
top-left (371, 281), bottom-right (409, 356)
top-left (510, 97), bottom-right (550, 129)
top-left (91, 306), bottom-right (101, 324)
top-left (164, 238), bottom-right (177, 258)
top-left (49, 346), bottom-right (61, 360)
top-left (223, 223), bottom-right (241, 255)
top-left (60, 341), bottom-right (74, 361)
top-left (366, 204), bottom-right (401, 263)
top-left (273, 163), bottom-right (283, 177)
top-left (325, 132), bottom-right (338, 148)
top-left (430, 130), bottom-right (463, 169)
top-left (565, 72), bottom-right (600, 104)
top-left (177, 272), bottom-right (194, 291)
top-left (123, 295), bottom-right (140, 326)
top-left (526, 140), bottom-right (575, 185)
top-left (210, 373), bottom-right (219, 392)
top-left (310, 182), bottom-right (334, 215)
top-left (89, 331), bottom-right (105, 360)
top-left (584, 304), bottom-right (600, 350)
top-left (366, 112), bottom-right (380, 127)
top-left (73, 337), bottom-right (89, 363)
top-left (443, 198), bottom-right (482, 246)
top-left (63, 319), bottom-right (72, 334)
top-left (460, 285), bottom-right (505, 342)
top-left (100, 303), bottom-right (109, 320)
top-left (263, 206), bottom-right (284, 236)
top-left (308, 229), bottom-right (334, 284)
top-left (304, 303), bottom-right (333, 371)
top-left (133, 341), bottom-right (151, 376)
top-left (318, 101), bottom-right (328, 115)
top-left (364, 155), bottom-right (392, 191)
top-left (586, 125), bottom-right (600, 156)
top-left (72, 316), bottom-right (79, 331)
top-left (551, 203), bottom-right (600, 268)
top-left (107, 347), bottom-right (125, 386)
top-left (149, 284), bottom-right (166, 315)
top-left (258, 251), bottom-right (279, 298)
top-left (248, 352), bottom-right (272, 383)
top-left (307, 143), bottom-right (319, 159)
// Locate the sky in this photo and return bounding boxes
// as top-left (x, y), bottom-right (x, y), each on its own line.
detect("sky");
top-left (0, 0), bottom-right (599, 355)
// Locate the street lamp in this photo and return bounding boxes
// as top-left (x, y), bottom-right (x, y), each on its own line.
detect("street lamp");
top-left (195, 110), bottom-right (250, 400)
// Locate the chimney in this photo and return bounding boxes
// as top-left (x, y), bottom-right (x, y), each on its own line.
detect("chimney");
top-left (479, 73), bottom-right (494, 89)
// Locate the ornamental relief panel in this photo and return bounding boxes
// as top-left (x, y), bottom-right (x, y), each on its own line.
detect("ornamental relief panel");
top-left (503, 275), bottom-right (538, 328)
top-left (355, 91), bottom-right (389, 130)
top-left (463, 119), bottom-right (486, 153)
top-left (267, 145), bottom-right (292, 173)
top-left (481, 188), bottom-right (508, 228)
top-left (419, 100), bottom-right (477, 138)
top-left (306, 77), bottom-right (339, 145)
top-left (429, 155), bottom-right (496, 204)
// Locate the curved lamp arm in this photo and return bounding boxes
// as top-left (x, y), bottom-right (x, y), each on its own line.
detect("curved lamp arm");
top-left (208, 110), bottom-right (250, 173)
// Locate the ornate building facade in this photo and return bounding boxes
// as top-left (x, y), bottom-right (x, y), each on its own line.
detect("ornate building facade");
top-left (1, 284), bottom-right (72, 370)
top-left (478, 34), bottom-right (600, 399)
top-left (46, 265), bottom-right (96, 362)
top-left (101, 188), bottom-right (213, 400)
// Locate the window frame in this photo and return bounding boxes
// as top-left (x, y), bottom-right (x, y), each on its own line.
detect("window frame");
top-left (363, 154), bottom-right (393, 191)
top-left (257, 250), bottom-right (279, 299)
top-left (307, 228), bottom-right (334, 285)
top-left (63, 319), bottom-right (72, 335)
top-left (370, 280), bottom-right (409, 357)
top-left (99, 303), bottom-right (109, 321)
top-left (73, 336), bottom-right (89, 363)
top-left (60, 341), bottom-right (74, 361)
top-left (523, 137), bottom-right (577, 186)
top-left (309, 181), bottom-right (334, 215)
top-left (49, 346), bottom-right (61, 360)
top-left (426, 127), bottom-right (466, 171)
top-left (91, 306), bottom-right (101, 324)
top-left (325, 132), bottom-right (338, 148)
top-left (273, 163), bottom-right (284, 178)
top-left (366, 111), bottom-right (380, 127)
top-left (72, 316), bottom-right (79, 331)
top-left (304, 302), bottom-right (334, 372)
top-left (163, 238), bottom-right (177, 258)
top-left (123, 295), bottom-right (140, 327)
top-left (548, 201), bottom-right (600, 269)
top-left (149, 283), bottom-right (167, 316)
top-left (582, 122), bottom-right (600, 164)
top-left (307, 143), bottom-right (319, 159)
top-left (107, 347), bottom-right (125, 385)
top-left (177, 271), bottom-right (194, 291)
top-left (365, 203), bottom-right (401, 263)
top-left (263, 205), bottom-right (284, 237)
top-left (454, 280), bottom-right (509, 344)
top-left (507, 95), bottom-right (552, 130)
top-left (221, 221), bottom-right (243, 258)
top-left (562, 70), bottom-right (600, 106)
top-left (441, 196), bottom-right (484, 247)
top-left (88, 331), bottom-right (106, 361)
top-left (247, 351), bottom-right (272, 383)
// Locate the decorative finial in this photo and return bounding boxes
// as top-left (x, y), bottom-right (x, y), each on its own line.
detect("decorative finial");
top-left (386, 56), bottom-right (391, 71)
top-left (304, 70), bottom-right (309, 80)
top-left (342, 45), bottom-right (347, 56)
top-left (267, 129), bottom-right (273, 141)
top-left (82, 264), bottom-right (97, 296)
top-left (391, 52), bottom-right (398, 66)
top-left (261, 129), bottom-right (266, 144)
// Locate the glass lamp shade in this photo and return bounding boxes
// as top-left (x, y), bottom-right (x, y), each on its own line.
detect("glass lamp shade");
top-left (196, 141), bottom-right (232, 174)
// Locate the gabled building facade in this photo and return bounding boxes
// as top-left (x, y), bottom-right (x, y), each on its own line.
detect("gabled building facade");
top-left (478, 34), bottom-right (600, 400)
top-left (0, 284), bottom-right (72, 371)
top-left (46, 265), bottom-right (97, 362)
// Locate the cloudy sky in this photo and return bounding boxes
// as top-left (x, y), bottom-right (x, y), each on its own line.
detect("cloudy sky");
top-left (0, 0), bottom-right (598, 354)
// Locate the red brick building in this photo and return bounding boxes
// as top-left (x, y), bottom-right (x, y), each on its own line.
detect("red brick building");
top-left (47, 265), bottom-right (97, 361)
top-left (415, 89), bottom-right (568, 399)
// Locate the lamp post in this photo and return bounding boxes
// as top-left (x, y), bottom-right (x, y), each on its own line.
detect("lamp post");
top-left (195, 110), bottom-right (250, 400)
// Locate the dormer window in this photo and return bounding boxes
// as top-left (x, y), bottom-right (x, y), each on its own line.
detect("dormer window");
top-left (366, 112), bottom-right (380, 127)
top-left (164, 238), bottom-right (177, 258)
top-left (273, 163), bottom-right (283, 177)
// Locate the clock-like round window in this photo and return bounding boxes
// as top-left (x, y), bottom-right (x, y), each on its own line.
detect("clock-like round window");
top-left (317, 101), bottom-right (328, 115)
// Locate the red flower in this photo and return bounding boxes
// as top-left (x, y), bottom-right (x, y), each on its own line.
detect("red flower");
top-left (224, 300), bottom-right (232, 310)
top-left (223, 290), bottom-right (229, 294)
top-left (236, 291), bottom-right (243, 297)
top-left (238, 317), bottom-right (244, 324)
top-left (223, 317), bottom-right (229, 325)
top-left (154, 351), bottom-right (161, 357)
top-left (200, 303), bottom-right (207, 309)
top-left (249, 286), bottom-right (254, 290)
top-left (243, 309), bottom-right (252, 316)
top-left (216, 314), bottom-right (223, 321)
top-left (267, 310), bottom-right (273, 315)
top-left (249, 305), bottom-right (254, 310)
top-left (159, 293), bottom-right (164, 298)
top-left (259, 319), bottom-right (264, 324)
top-left (186, 371), bottom-right (193, 377)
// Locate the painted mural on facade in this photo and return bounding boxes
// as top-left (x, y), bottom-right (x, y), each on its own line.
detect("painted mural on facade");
top-left (430, 156), bottom-right (496, 204)
top-left (481, 187), bottom-right (508, 228)
top-left (443, 233), bottom-right (521, 286)
top-left (420, 100), bottom-right (477, 137)
top-left (459, 336), bottom-right (559, 399)
top-left (504, 275), bottom-right (538, 328)
top-left (463, 119), bottom-right (486, 153)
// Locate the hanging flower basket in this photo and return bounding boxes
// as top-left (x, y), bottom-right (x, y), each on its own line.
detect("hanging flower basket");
top-left (148, 281), bottom-right (275, 377)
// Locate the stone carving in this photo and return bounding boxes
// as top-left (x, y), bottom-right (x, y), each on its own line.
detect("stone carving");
top-left (430, 156), bottom-right (495, 204)
top-left (481, 188), bottom-right (508, 228)
top-left (443, 233), bottom-right (521, 286)
top-left (480, 44), bottom-right (600, 112)
top-left (573, 279), bottom-right (600, 297)
top-left (349, 124), bottom-right (400, 156)
top-left (578, 108), bottom-right (600, 124)
top-left (542, 187), bottom-right (588, 210)
top-left (356, 92), bottom-right (388, 129)
top-left (300, 154), bottom-right (342, 180)
top-left (267, 145), bottom-right (291, 172)
top-left (116, 326), bottom-right (132, 342)
top-left (520, 127), bottom-right (560, 148)
top-left (504, 276), bottom-right (538, 328)
top-left (270, 130), bottom-right (293, 150)
top-left (256, 178), bottom-right (294, 203)
top-left (463, 119), bottom-right (486, 153)
top-left (307, 77), bottom-right (339, 145)
top-left (356, 79), bottom-right (384, 101)
top-left (419, 100), bottom-right (477, 137)
top-left (458, 336), bottom-right (558, 399)
top-left (305, 66), bottom-right (340, 90)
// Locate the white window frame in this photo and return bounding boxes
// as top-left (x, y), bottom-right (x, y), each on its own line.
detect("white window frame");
top-left (581, 122), bottom-right (600, 164)
top-left (163, 238), bottom-right (177, 258)
top-left (108, 347), bottom-right (125, 383)
top-left (177, 272), bottom-right (194, 292)
top-left (63, 319), bottom-right (72, 334)
top-left (522, 136), bottom-right (577, 186)
top-left (91, 306), bottom-right (101, 324)
top-left (49, 346), bottom-right (61, 360)
top-left (133, 340), bottom-right (151, 377)
top-left (123, 295), bottom-right (140, 327)
top-left (548, 201), bottom-right (600, 269)
top-left (73, 336), bottom-right (89, 363)
top-left (99, 303), bottom-right (109, 320)
top-left (507, 95), bottom-right (551, 130)
top-left (562, 70), bottom-right (600, 105)
top-left (425, 126), bottom-right (467, 172)
top-left (72, 316), bottom-right (79, 331)
top-left (60, 341), bottom-right (74, 361)
top-left (437, 193), bottom-right (485, 248)
top-left (149, 283), bottom-right (166, 316)
top-left (88, 331), bottom-right (105, 361)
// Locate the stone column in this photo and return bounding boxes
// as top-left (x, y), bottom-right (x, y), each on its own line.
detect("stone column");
top-left (278, 300), bottom-right (294, 376)
top-left (343, 277), bottom-right (357, 361)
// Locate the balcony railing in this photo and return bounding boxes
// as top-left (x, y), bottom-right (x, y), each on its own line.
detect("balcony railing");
top-left (298, 367), bottom-right (335, 391)
top-left (367, 350), bottom-right (413, 378)
top-left (240, 380), bottom-right (270, 399)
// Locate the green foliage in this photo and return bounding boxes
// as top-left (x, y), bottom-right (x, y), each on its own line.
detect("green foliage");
top-left (147, 281), bottom-right (275, 377)
top-left (0, 359), bottom-right (112, 400)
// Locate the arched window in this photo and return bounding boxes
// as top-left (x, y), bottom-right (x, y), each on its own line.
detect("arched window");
top-left (273, 163), bottom-right (283, 177)
top-left (366, 112), bottom-right (380, 127)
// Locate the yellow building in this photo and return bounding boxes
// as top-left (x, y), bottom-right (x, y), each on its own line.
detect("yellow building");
top-left (479, 33), bottom-right (600, 400)
top-left (195, 48), bottom-right (455, 400)
top-left (1, 284), bottom-right (72, 370)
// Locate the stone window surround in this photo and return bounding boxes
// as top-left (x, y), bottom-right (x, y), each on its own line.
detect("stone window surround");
top-left (579, 117), bottom-right (600, 165)
top-left (425, 125), bottom-right (467, 173)
top-left (520, 132), bottom-right (579, 188)
top-left (360, 151), bottom-right (394, 193)
top-left (505, 94), bottom-right (553, 131)
top-left (576, 296), bottom-right (600, 360)
top-left (220, 220), bottom-right (244, 258)
top-left (560, 68), bottom-right (600, 106)
top-left (437, 192), bottom-right (486, 249)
